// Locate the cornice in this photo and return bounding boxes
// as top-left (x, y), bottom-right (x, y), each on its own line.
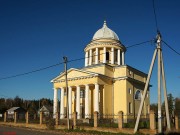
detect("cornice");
top-left (53, 74), bottom-right (98, 83)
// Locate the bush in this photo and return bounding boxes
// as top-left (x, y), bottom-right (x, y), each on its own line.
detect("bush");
top-left (46, 117), bottom-right (55, 130)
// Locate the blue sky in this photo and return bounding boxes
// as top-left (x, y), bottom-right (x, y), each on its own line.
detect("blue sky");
top-left (0, 0), bottom-right (179, 103)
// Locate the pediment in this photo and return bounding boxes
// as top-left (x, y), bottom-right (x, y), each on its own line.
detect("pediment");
top-left (51, 68), bottom-right (98, 82)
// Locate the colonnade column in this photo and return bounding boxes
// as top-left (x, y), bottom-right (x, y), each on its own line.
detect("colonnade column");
top-left (122, 52), bottom-right (125, 65)
top-left (89, 49), bottom-right (92, 65)
top-left (68, 86), bottom-right (72, 119)
top-left (85, 84), bottom-right (89, 118)
top-left (53, 88), bottom-right (58, 118)
top-left (111, 47), bottom-right (114, 64)
top-left (103, 47), bottom-right (106, 63)
top-left (60, 87), bottom-right (65, 119)
top-left (95, 48), bottom-right (98, 64)
top-left (94, 83), bottom-right (99, 112)
top-left (85, 51), bottom-right (88, 66)
top-left (117, 49), bottom-right (121, 65)
top-left (76, 86), bottom-right (80, 119)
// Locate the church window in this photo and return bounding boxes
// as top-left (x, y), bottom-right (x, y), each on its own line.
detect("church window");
top-left (134, 90), bottom-right (141, 100)
top-left (114, 50), bottom-right (118, 63)
top-left (129, 102), bottom-right (132, 114)
top-left (128, 88), bottom-right (132, 94)
top-left (106, 52), bottom-right (109, 61)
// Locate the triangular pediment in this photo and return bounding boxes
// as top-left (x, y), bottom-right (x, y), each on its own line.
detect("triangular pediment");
top-left (51, 68), bottom-right (98, 82)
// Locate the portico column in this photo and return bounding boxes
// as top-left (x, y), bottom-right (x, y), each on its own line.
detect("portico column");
top-left (60, 87), bottom-right (65, 119)
top-left (95, 48), bottom-right (98, 64)
top-left (68, 86), bottom-right (72, 119)
top-left (76, 86), bottom-right (80, 119)
top-left (111, 47), bottom-right (114, 64)
top-left (85, 51), bottom-right (88, 66)
top-left (122, 52), bottom-right (125, 65)
top-left (117, 49), bottom-right (121, 65)
top-left (103, 47), bottom-right (106, 63)
top-left (89, 49), bottom-right (92, 65)
top-left (53, 88), bottom-right (58, 118)
top-left (94, 83), bottom-right (99, 112)
top-left (85, 84), bottom-right (89, 118)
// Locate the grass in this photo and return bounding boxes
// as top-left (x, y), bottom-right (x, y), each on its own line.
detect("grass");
top-left (62, 128), bottom-right (145, 135)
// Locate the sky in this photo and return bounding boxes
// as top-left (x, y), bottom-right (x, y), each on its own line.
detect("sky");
top-left (0, 0), bottom-right (179, 103)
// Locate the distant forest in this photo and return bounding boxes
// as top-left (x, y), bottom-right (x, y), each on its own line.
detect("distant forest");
top-left (0, 96), bottom-right (54, 114)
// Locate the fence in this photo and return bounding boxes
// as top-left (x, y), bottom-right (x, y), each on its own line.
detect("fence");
top-left (1, 110), bottom-right (179, 131)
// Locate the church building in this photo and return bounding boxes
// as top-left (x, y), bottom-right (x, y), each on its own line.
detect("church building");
top-left (51, 21), bottom-right (150, 120)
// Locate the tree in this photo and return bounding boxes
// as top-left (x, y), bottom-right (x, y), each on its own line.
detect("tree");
top-left (13, 96), bottom-right (23, 107)
top-left (162, 93), bottom-right (175, 116)
top-left (150, 103), bottom-right (158, 113)
top-left (175, 97), bottom-right (180, 112)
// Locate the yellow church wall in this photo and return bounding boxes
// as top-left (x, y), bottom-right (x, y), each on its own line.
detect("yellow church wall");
top-left (83, 65), bottom-right (105, 75)
top-left (114, 66), bottom-right (127, 78)
top-left (83, 64), bottom-right (114, 77)
top-left (126, 81), bottom-right (134, 115)
top-left (114, 80), bottom-right (127, 115)
top-left (126, 67), bottom-right (147, 83)
top-left (103, 84), bottom-right (113, 115)
top-left (104, 65), bottom-right (114, 77)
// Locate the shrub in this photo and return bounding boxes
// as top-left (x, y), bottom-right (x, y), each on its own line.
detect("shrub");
top-left (46, 117), bottom-right (55, 130)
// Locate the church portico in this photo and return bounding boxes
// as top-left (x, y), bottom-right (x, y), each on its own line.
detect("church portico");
top-left (53, 80), bottom-right (105, 119)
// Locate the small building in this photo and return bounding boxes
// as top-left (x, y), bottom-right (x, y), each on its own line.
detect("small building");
top-left (39, 105), bottom-right (53, 116)
top-left (7, 107), bottom-right (26, 119)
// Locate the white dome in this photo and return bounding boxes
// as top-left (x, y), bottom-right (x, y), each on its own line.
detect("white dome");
top-left (93, 21), bottom-right (119, 40)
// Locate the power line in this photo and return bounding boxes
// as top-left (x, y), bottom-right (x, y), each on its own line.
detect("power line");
top-left (0, 40), bottom-right (153, 81)
top-left (126, 40), bottom-right (154, 48)
top-left (162, 40), bottom-right (180, 56)
top-left (0, 62), bottom-right (64, 81)
top-left (152, 0), bottom-right (159, 32)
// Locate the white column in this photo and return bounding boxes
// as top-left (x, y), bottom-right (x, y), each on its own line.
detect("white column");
top-left (94, 83), bottom-right (99, 112)
top-left (95, 48), bottom-right (98, 64)
top-left (76, 86), bottom-right (80, 119)
top-left (53, 88), bottom-right (58, 118)
top-left (111, 47), bottom-right (114, 64)
top-left (85, 51), bottom-right (88, 67)
top-left (85, 84), bottom-right (89, 118)
top-left (68, 86), bottom-right (72, 119)
top-left (103, 47), bottom-right (106, 63)
top-left (117, 49), bottom-right (121, 65)
top-left (60, 87), bottom-right (65, 119)
top-left (89, 49), bottom-right (92, 65)
top-left (122, 52), bottom-right (125, 65)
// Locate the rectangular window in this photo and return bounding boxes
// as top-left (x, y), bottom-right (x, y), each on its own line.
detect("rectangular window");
top-left (129, 102), bottom-right (132, 114)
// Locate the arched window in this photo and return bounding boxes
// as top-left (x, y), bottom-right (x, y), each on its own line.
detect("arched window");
top-left (134, 90), bottom-right (141, 100)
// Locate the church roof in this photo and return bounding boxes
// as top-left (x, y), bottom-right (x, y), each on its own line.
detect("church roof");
top-left (51, 68), bottom-right (99, 82)
top-left (92, 21), bottom-right (119, 40)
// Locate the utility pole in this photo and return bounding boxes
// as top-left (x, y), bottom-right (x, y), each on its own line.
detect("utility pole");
top-left (63, 56), bottom-right (70, 130)
top-left (134, 32), bottom-right (171, 133)
top-left (157, 32), bottom-right (162, 133)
